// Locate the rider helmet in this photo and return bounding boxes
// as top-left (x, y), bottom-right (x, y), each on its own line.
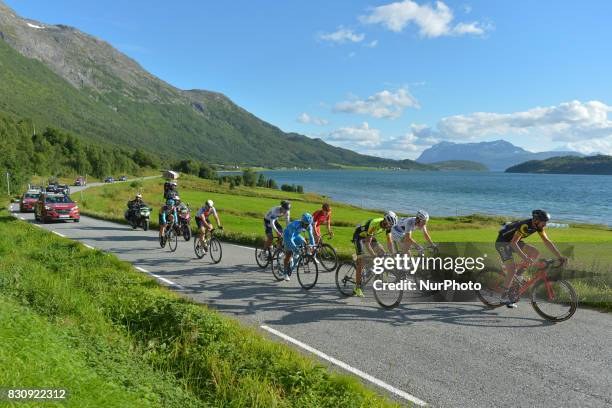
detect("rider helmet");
top-left (166, 199), bottom-right (175, 206)
top-left (136, 193), bottom-right (142, 199)
top-left (383, 211), bottom-right (398, 226)
top-left (532, 209), bottom-right (551, 222)
top-left (322, 203), bottom-right (331, 211)
top-left (206, 199), bottom-right (214, 207)
top-left (301, 212), bottom-right (313, 225)
top-left (281, 200), bottom-right (291, 210)
top-left (416, 209), bottom-right (429, 222)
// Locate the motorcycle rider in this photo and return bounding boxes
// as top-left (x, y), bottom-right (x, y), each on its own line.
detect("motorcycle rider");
top-left (126, 193), bottom-right (146, 223)
top-left (164, 181), bottom-right (179, 200)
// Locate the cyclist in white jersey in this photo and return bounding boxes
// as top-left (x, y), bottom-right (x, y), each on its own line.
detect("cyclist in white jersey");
top-left (391, 210), bottom-right (436, 254)
top-left (195, 200), bottom-right (222, 244)
top-left (263, 200), bottom-right (291, 251)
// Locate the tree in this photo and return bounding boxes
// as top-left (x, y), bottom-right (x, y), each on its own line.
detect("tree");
top-left (242, 168), bottom-right (257, 187)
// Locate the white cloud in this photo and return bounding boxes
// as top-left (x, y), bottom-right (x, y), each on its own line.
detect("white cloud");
top-left (360, 0), bottom-right (490, 38)
top-left (333, 87), bottom-right (420, 119)
top-left (297, 113), bottom-right (329, 126)
top-left (326, 122), bottom-right (381, 147)
top-left (566, 136), bottom-right (612, 155)
top-left (319, 27), bottom-right (365, 44)
top-left (365, 40), bottom-right (379, 48)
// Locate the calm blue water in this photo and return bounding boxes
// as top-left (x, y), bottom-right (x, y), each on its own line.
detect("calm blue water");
top-left (258, 170), bottom-right (612, 226)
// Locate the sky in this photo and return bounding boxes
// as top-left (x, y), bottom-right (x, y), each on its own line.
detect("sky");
top-left (6, 0), bottom-right (612, 159)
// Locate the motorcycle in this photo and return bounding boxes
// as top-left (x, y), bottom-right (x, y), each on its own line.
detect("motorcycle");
top-left (125, 205), bottom-right (151, 231)
top-left (177, 204), bottom-right (191, 241)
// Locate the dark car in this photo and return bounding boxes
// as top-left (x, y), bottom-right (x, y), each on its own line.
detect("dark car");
top-left (35, 193), bottom-right (80, 223)
top-left (75, 177), bottom-right (86, 186)
top-left (20, 190), bottom-right (41, 212)
top-left (55, 184), bottom-right (70, 195)
top-left (104, 176), bottom-right (115, 183)
top-left (46, 184), bottom-right (58, 192)
top-left (119, 175), bottom-right (128, 182)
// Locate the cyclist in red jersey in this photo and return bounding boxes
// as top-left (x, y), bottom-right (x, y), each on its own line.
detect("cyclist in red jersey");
top-left (312, 203), bottom-right (333, 244)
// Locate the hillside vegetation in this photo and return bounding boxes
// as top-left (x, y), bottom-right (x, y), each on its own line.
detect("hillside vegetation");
top-left (0, 3), bottom-right (430, 170)
top-left (506, 155), bottom-right (612, 175)
top-left (430, 160), bottom-right (488, 171)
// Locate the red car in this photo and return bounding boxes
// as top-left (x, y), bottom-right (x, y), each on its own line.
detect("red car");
top-left (20, 190), bottom-right (41, 212)
top-left (35, 193), bottom-right (80, 223)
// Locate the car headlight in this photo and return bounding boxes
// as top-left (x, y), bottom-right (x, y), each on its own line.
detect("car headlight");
top-left (72, 206), bottom-right (79, 211)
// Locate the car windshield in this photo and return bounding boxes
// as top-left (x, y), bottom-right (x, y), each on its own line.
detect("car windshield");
top-left (46, 196), bottom-right (73, 204)
top-left (25, 193), bottom-right (40, 199)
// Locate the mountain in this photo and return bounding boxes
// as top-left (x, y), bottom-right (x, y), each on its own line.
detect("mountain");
top-left (506, 155), bottom-right (612, 175)
top-left (429, 160), bottom-right (488, 171)
top-left (0, 1), bottom-right (430, 170)
top-left (416, 140), bottom-right (583, 171)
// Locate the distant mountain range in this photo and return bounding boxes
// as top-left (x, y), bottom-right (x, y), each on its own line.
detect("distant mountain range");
top-left (0, 1), bottom-right (429, 170)
top-left (506, 155), bottom-right (612, 175)
top-left (416, 140), bottom-right (583, 171)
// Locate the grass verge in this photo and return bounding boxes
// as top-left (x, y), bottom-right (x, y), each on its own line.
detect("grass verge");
top-left (0, 208), bottom-right (400, 407)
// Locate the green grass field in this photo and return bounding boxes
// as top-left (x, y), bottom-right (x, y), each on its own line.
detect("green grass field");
top-left (0, 208), bottom-right (400, 407)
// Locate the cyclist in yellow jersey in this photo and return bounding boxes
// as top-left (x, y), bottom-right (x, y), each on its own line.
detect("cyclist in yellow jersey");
top-left (351, 211), bottom-right (397, 297)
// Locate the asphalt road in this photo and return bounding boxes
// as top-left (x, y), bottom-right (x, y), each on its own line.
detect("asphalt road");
top-left (9, 185), bottom-right (612, 407)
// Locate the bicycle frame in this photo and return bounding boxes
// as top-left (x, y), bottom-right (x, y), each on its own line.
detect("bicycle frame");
top-left (515, 264), bottom-right (555, 300)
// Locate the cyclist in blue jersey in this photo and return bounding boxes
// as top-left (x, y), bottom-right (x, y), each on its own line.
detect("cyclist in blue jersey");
top-left (282, 213), bottom-right (315, 281)
top-left (158, 198), bottom-right (178, 246)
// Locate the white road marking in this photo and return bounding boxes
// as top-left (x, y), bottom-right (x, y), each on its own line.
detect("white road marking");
top-left (51, 231), bottom-right (65, 238)
top-left (83, 244), bottom-right (95, 250)
top-left (135, 266), bottom-right (182, 288)
top-left (230, 243), bottom-right (256, 251)
top-left (260, 325), bottom-right (427, 407)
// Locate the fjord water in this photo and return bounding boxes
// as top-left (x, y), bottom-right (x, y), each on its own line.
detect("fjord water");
top-left (262, 170), bottom-right (612, 226)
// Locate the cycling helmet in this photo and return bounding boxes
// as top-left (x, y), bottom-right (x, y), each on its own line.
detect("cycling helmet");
top-left (281, 200), bottom-right (291, 210)
top-left (206, 199), bottom-right (214, 207)
top-left (170, 181), bottom-right (177, 187)
top-left (166, 199), bottom-right (175, 206)
top-left (383, 211), bottom-right (398, 226)
top-left (301, 212), bottom-right (313, 225)
top-left (322, 203), bottom-right (331, 211)
top-left (174, 195), bottom-right (180, 202)
top-left (532, 209), bottom-right (551, 222)
top-left (416, 209), bottom-right (429, 222)
top-left (136, 193), bottom-right (142, 199)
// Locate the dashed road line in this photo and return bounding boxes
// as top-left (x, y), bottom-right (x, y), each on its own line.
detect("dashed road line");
top-left (260, 325), bottom-right (427, 406)
top-left (51, 231), bottom-right (66, 238)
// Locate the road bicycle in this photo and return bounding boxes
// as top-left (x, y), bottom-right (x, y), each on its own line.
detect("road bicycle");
top-left (160, 220), bottom-right (178, 252)
top-left (194, 227), bottom-right (223, 264)
top-left (271, 244), bottom-right (319, 290)
top-left (255, 235), bottom-right (283, 268)
top-left (476, 258), bottom-right (577, 322)
top-left (335, 254), bottom-right (404, 309)
top-left (312, 233), bottom-right (338, 272)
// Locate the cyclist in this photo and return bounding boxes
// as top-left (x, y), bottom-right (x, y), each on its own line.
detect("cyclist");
top-left (158, 198), bottom-right (178, 247)
top-left (196, 200), bottom-right (223, 250)
top-left (263, 200), bottom-right (291, 251)
top-left (351, 211), bottom-right (397, 297)
top-left (282, 213), bottom-right (315, 281)
top-left (495, 209), bottom-right (567, 308)
top-left (391, 210), bottom-right (436, 254)
top-left (164, 181), bottom-right (178, 200)
top-left (312, 203), bottom-right (333, 244)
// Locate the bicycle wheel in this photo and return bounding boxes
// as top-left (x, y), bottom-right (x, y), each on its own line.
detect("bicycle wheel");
top-left (194, 236), bottom-right (206, 259)
top-left (168, 228), bottom-right (178, 252)
top-left (317, 243), bottom-right (338, 272)
top-left (297, 255), bottom-right (319, 290)
top-left (335, 262), bottom-right (357, 297)
top-left (475, 270), bottom-right (505, 308)
top-left (209, 237), bottom-right (222, 264)
top-left (255, 246), bottom-right (271, 268)
top-left (270, 248), bottom-right (285, 281)
top-left (531, 279), bottom-right (577, 322)
top-left (373, 269), bottom-right (404, 309)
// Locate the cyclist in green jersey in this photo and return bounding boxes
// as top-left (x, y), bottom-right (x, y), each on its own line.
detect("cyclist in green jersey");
top-left (351, 211), bottom-right (397, 297)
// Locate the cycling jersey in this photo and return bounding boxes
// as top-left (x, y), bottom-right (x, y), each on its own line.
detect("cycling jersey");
top-left (391, 217), bottom-right (418, 241)
top-left (197, 205), bottom-right (217, 219)
top-left (283, 220), bottom-right (314, 253)
top-left (312, 209), bottom-right (331, 226)
top-left (355, 218), bottom-right (389, 239)
top-left (496, 219), bottom-right (543, 243)
top-left (159, 204), bottom-right (177, 225)
top-left (265, 206), bottom-right (290, 224)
